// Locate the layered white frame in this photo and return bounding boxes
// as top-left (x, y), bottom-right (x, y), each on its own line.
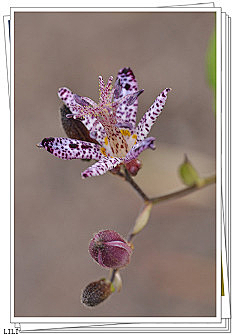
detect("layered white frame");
top-left (6, 4), bottom-right (231, 332)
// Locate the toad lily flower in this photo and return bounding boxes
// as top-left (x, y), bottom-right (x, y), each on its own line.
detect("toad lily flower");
top-left (38, 67), bottom-right (171, 178)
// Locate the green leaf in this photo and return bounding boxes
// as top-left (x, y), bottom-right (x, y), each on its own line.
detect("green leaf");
top-left (179, 155), bottom-right (200, 187)
top-left (132, 202), bottom-right (153, 236)
top-left (113, 272), bottom-right (122, 292)
top-left (110, 282), bottom-right (116, 293)
top-left (206, 29), bottom-right (216, 92)
top-left (206, 29), bottom-right (216, 114)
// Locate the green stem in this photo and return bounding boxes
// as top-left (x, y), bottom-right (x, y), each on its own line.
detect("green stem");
top-left (150, 175), bottom-right (216, 204)
top-left (110, 269), bottom-right (117, 283)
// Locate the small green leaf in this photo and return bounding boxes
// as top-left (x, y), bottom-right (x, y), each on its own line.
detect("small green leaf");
top-left (179, 155), bottom-right (200, 187)
top-left (110, 282), bottom-right (116, 293)
top-left (206, 29), bottom-right (216, 93)
top-left (132, 202), bottom-right (153, 236)
top-left (113, 272), bottom-right (122, 292)
top-left (206, 29), bottom-right (216, 114)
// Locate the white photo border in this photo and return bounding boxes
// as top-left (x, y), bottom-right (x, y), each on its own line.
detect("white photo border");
top-left (9, 5), bottom-right (224, 329)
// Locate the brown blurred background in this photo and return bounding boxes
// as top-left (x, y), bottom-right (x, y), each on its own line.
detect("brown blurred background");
top-left (14, 11), bottom-right (216, 317)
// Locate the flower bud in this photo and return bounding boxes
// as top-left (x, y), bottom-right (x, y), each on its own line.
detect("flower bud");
top-left (89, 230), bottom-right (133, 269)
top-left (125, 159), bottom-right (142, 176)
top-left (179, 154), bottom-right (200, 187)
top-left (81, 278), bottom-right (114, 307)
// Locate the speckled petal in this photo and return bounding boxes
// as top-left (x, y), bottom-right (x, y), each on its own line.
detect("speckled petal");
top-left (58, 87), bottom-right (106, 145)
top-left (58, 87), bottom-right (88, 116)
top-left (125, 137), bottom-right (156, 162)
top-left (38, 137), bottom-right (103, 160)
top-left (113, 67), bottom-right (139, 130)
top-left (81, 157), bottom-right (123, 178)
top-left (81, 116), bottom-right (106, 146)
top-left (58, 87), bottom-right (76, 106)
top-left (136, 88), bottom-right (171, 141)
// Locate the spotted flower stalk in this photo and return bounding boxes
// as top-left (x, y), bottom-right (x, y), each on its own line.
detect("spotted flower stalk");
top-left (38, 67), bottom-right (171, 178)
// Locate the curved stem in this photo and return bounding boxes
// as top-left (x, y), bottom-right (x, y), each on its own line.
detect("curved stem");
top-left (150, 175), bottom-right (216, 204)
top-left (110, 269), bottom-right (117, 283)
top-left (124, 174), bottom-right (216, 244)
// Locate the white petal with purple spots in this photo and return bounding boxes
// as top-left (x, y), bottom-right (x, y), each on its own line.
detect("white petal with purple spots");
top-left (81, 157), bottom-right (123, 178)
top-left (58, 87), bottom-right (106, 145)
top-left (124, 137), bottom-right (156, 162)
top-left (136, 88), bottom-right (171, 142)
top-left (39, 137), bottom-right (103, 160)
top-left (81, 115), bottom-right (106, 146)
top-left (113, 67), bottom-right (139, 130)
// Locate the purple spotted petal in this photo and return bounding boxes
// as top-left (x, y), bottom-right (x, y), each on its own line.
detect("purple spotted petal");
top-left (125, 137), bottom-right (156, 162)
top-left (58, 87), bottom-right (76, 106)
top-left (81, 115), bottom-right (106, 146)
top-left (125, 89), bottom-right (144, 106)
top-left (38, 137), bottom-right (103, 160)
top-left (113, 67), bottom-right (139, 130)
top-left (58, 87), bottom-right (106, 145)
top-left (81, 157), bottom-right (123, 179)
top-left (136, 88), bottom-right (171, 141)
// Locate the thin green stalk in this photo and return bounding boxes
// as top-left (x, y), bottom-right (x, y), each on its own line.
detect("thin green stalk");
top-left (150, 175), bottom-right (216, 204)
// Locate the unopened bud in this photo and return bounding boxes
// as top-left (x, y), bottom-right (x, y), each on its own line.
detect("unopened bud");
top-left (81, 278), bottom-right (114, 307)
top-left (125, 159), bottom-right (142, 176)
top-left (179, 155), bottom-right (200, 187)
top-left (89, 230), bottom-right (133, 269)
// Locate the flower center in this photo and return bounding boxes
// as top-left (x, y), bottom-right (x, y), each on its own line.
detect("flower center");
top-left (95, 77), bottom-right (129, 158)
top-left (101, 121), bottom-right (128, 158)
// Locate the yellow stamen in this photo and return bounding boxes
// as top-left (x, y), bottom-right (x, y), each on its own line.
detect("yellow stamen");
top-left (104, 136), bottom-right (108, 146)
top-left (100, 147), bottom-right (107, 157)
top-left (120, 129), bottom-right (131, 137)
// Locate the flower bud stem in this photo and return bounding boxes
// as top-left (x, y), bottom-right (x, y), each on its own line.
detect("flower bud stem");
top-left (123, 167), bottom-right (150, 201)
top-left (110, 269), bottom-right (118, 283)
top-left (109, 173), bottom-right (216, 289)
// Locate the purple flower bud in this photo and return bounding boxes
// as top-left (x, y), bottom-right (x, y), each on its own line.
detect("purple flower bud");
top-left (89, 230), bottom-right (133, 269)
top-left (125, 159), bottom-right (142, 176)
top-left (81, 278), bottom-right (114, 307)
